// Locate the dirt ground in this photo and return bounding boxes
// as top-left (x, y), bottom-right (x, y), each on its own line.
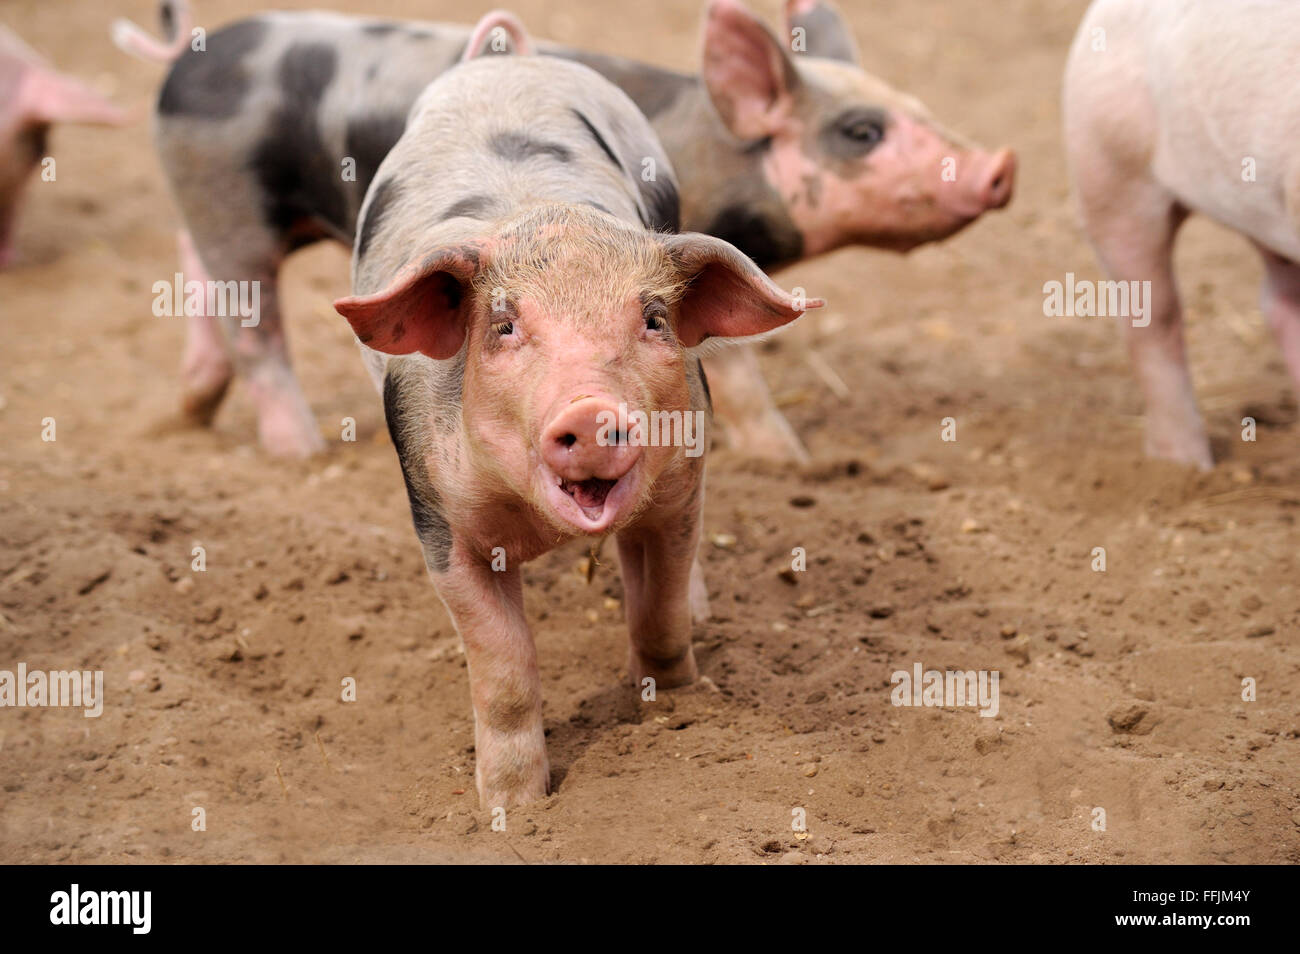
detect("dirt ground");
top-left (1, 0), bottom-right (1297, 865)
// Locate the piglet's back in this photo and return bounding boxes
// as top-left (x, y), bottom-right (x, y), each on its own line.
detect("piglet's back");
top-left (353, 55), bottom-right (680, 295)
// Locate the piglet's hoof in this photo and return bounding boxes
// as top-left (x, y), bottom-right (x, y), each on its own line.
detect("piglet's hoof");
top-left (722, 415), bottom-right (810, 465)
top-left (629, 646), bottom-right (698, 690)
top-left (476, 744), bottom-right (551, 811)
top-left (256, 407), bottom-right (327, 458)
top-left (180, 378), bottom-right (232, 428)
top-left (1143, 427), bottom-right (1213, 472)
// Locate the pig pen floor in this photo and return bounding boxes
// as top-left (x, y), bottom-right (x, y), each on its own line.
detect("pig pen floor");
top-left (2, 0), bottom-right (1297, 864)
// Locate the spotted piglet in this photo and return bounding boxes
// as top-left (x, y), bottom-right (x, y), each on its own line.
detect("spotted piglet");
top-left (334, 13), bottom-right (822, 809)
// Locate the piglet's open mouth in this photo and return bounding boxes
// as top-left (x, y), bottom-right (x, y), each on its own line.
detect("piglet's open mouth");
top-left (561, 476), bottom-right (618, 516)
top-left (541, 459), bottom-right (639, 534)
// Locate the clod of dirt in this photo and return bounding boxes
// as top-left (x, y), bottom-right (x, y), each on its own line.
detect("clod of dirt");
top-left (1107, 704), bottom-right (1154, 735)
top-left (808, 835), bottom-right (834, 855)
top-left (1004, 636), bottom-right (1031, 665)
top-left (908, 462), bottom-right (950, 491)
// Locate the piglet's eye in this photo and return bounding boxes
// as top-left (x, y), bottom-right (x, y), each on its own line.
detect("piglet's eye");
top-left (492, 321), bottom-right (514, 336)
top-left (844, 119), bottom-right (883, 145)
top-left (643, 301), bottom-right (668, 333)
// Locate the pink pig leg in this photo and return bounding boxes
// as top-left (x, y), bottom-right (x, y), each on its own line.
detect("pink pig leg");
top-left (176, 230), bottom-right (234, 425)
top-left (617, 495), bottom-right (703, 690)
top-left (1076, 168), bottom-right (1208, 468)
top-left (1257, 247), bottom-right (1300, 391)
top-left (177, 230), bottom-right (321, 455)
top-left (689, 556), bottom-right (711, 624)
top-left (701, 345), bottom-right (809, 464)
top-left (436, 558), bottom-right (549, 810)
top-left (231, 278), bottom-right (325, 457)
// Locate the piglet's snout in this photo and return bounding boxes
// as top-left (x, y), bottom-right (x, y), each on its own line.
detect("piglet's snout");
top-left (971, 148), bottom-right (1017, 211)
top-left (541, 397), bottom-right (641, 482)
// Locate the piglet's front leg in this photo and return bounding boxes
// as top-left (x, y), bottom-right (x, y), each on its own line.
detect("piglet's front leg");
top-left (434, 556), bottom-right (549, 810)
top-left (617, 493), bottom-right (704, 690)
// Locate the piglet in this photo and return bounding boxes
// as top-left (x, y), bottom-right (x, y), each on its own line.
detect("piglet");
top-left (334, 12), bottom-right (822, 809)
top-left (1065, 0), bottom-right (1300, 468)
top-left (0, 25), bottom-right (127, 266)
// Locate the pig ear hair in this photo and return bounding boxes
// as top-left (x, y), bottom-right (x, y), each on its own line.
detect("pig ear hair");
top-left (783, 0), bottom-right (861, 65)
top-left (701, 0), bottom-right (800, 141)
top-left (333, 245), bottom-right (486, 361)
top-left (659, 232), bottom-right (823, 350)
top-left (461, 10), bottom-right (533, 61)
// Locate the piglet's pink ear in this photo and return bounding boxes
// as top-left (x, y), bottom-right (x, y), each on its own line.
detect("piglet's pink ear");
top-left (660, 232), bottom-right (823, 347)
top-left (333, 244), bottom-right (485, 360)
top-left (19, 68), bottom-right (130, 126)
top-left (702, 0), bottom-right (799, 140)
top-left (461, 10), bottom-right (533, 60)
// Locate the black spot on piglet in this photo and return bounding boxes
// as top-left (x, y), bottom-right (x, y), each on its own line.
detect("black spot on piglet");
top-left (158, 19), bottom-right (268, 118)
top-left (490, 131), bottom-right (573, 164)
top-left (383, 373), bottom-right (454, 573)
top-left (249, 43), bottom-right (347, 237)
top-left (441, 195), bottom-right (495, 222)
top-left (357, 177), bottom-right (401, 259)
top-left (344, 113), bottom-right (407, 197)
top-left (639, 176), bottom-right (681, 233)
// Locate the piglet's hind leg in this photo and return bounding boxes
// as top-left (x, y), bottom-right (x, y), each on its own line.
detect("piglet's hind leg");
top-left (233, 279), bottom-right (326, 457)
top-left (1257, 247), bottom-right (1300, 395)
top-left (702, 345), bottom-right (809, 464)
top-left (176, 230), bottom-right (234, 426)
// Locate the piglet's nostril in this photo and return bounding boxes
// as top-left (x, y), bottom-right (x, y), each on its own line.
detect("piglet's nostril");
top-left (541, 397), bottom-right (642, 483)
top-left (983, 150), bottom-right (1017, 207)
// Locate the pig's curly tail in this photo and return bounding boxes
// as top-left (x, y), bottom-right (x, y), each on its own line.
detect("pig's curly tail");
top-left (111, 0), bottom-right (193, 64)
